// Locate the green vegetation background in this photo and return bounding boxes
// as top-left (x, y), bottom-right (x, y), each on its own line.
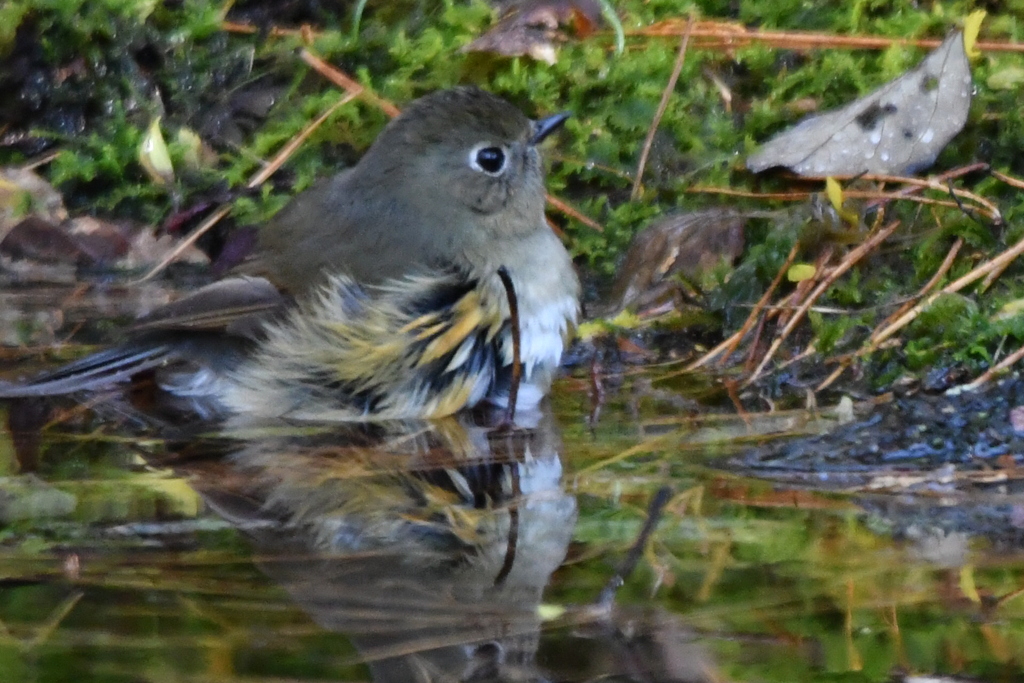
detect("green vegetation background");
top-left (2, 0), bottom-right (1024, 377)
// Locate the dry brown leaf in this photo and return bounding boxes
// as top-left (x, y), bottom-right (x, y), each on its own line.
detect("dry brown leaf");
top-left (462, 0), bottom-right (602, 64)
top-left (0, 212), bottom-right (208, 282)
top-left (607, 209), bottom-right (747, 313)
top-left (0, 168), bottom-right (67, 243)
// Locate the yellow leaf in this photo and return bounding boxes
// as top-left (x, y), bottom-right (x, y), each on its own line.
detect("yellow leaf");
top-left (536, 604), bottom-right (566, 621)
top-left (824, 177), bottom-right (860, 227)
top-left (578, 310), bottom-right (646, 340)
top-left (787, 263), bottom-right (816, 282)
top-left (139, 117), bottom-right (174, 186)
top-left (992, 298), bottom-right (1024, 321)
top-left (608, 310), bottom-right (642, 329)
top-left (576, 320), bottom-right (607, 340)
top-left (959, 566), bottom-right (981, 604)
top-left (825, 177), bottom-right (844, 212)
top-left (963, 10), bottom-right (986, 59)
top-left (176, 127), bottom-right (215, 169)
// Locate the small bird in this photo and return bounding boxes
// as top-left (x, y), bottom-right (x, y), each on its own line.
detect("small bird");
top-left (0, 87), bottom-right (580, 421)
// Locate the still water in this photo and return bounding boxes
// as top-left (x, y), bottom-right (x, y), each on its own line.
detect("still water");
top-left (1, 286), bottom-right (1023, 682)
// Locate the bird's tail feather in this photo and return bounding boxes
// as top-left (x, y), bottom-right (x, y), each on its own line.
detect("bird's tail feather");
top-left (0, 343), bottom-right (172, 398)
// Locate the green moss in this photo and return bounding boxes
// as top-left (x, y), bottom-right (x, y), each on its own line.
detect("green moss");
top-left (2, 0), bottom-right (1023, 385)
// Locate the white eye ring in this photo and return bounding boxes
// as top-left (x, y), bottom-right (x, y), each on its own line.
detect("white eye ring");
top-left (468, 144), bottom-right (508, 176)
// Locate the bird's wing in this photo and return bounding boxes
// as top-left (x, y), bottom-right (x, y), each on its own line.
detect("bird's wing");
top-left (131, 276), bottom-right (290, 337)
top-left (243, 173), bottom-right (442, 294)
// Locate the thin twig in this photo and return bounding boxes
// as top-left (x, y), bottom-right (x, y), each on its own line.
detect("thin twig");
top-left (871, 237), bottom-right (963, 341)
top-left (956, 343), bottom-right (1024, 391)
top-left (493, 460), bottom-right (520, 586)
top-left (221, 21), bottom-right (318, 38)
top-left (545, 193), bottom-right (605, 232)
top-left (868, 229), bottom-right (1024, 351)
top-left (682, 242), bottom-right (799, 372)
top-left (747, 220), bottom-right (900, 385)
top-left (981, 258), bottom-right (1011, 292)
top-left (743, 310), bottom-right (770, 373)
top-left (136, 91), bottom-right (359, 282)
top-left (775, 246), bottom-right (833, 330)
top-left (497, 266), bottom-right (522, 424)
top-left (633, 20), bottom-right (1024, 53)
top-left (690, 185), bottom-right (998, 222)
top-left (299, 49), bottom-right (401, 118)
top-left (597, 486), bottom-right (673, 609)
top-left (631, 16), bottom-right (693, 200)
top-left (859, 163), bottom-right (990, 189)
top-left (992, 169), bottom-right (1024, 191)
top-left (720, 242), bottom-right (800, 365)
top-left (818, 236), bottom-right (964, 391)
top-left (19, 150), bottom-right (63, 171)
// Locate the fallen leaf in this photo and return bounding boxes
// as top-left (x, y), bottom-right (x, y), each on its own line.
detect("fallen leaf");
top-left (66, 216), bottom-right (133, 264)
top-left (139, 116), bottom-right (174, 186)
top-left (787, 263), bottom-right (816, 282)
top-left (0, 168), bottom-right (67, 243)
top-left (607, 209), bottom-right (747, 313)
top-left (1, 215), bottom-right (93, 265)
top-left (176, 127), bottom-right (218, 170)
top-left (462, 0), bottom-right (602, 64)
top-left (747, 31), bottom-right (973, 177)
top-left (963, 10), bottom-right (986, 59)
top-left (824, 177), bottom-right (859, 226)
top-left (1, 212), bottom-right (208, 281)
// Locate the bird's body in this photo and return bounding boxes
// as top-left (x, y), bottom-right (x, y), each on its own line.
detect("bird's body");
top-left (0, 87), bottom-right (580, 421)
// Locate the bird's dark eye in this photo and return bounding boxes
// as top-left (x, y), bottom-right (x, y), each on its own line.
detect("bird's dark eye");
top-left (472, 146), bottom-right (506, 175)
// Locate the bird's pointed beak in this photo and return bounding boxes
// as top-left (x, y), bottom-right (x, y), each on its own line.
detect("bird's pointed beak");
top-left (531, 111), bottom-right (571, 145)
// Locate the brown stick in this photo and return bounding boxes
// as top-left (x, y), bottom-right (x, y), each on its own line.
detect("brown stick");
top-left (136, 91), bottom-right (359, 282)
top-left (683, 242), bottom-right (799, 372)
top-left (632, 20), bottom-right (1024, 54)
top-left (992, 169), bottom-right (1024, 191)
top-left (497, 266), bottom-right (522, 424)
top-left (688, 186), bottom-right (999, 222)
top-left (871, 237), bottom-right (963, 342)
top-left (723, 242), bottom-right (801, 363)
top-left (597, 486), bottom-right (673, 609)
top-left (631, 16), bottom-right (694, 200)
top-left (299, 49), bottom-right (401, 118)
top-left (870, 230), bottom-right (1024, 351)
top-left (776, 246), bottom-right (833, 330)
top-left (545, 193), bottom-right (604, 232)
top-left (958, 343), bottom-right (1024, 391)
top-left (493, 461), bottom-right (520, 587)
top-left (747, 220), bottom-right (900, 384)
top-left (817, 236), bottom-right (964, 391)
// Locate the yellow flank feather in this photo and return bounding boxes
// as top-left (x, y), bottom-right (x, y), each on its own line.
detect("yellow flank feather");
top-left (413, 321), bottom-right (448, 341)
top-left (418, 290), bottom-right (485, 366)
top-left (398, 313), bottom-right (441, 337)
top-left (445, 335), bottom-right (477, 373)
top-left (222, 267), bottom-right (574, 421)
top-left (430, 376), bottom-right (476, 416)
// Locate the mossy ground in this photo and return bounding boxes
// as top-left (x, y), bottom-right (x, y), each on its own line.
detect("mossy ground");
top-left (2, 0), bottom-right (1024, 391)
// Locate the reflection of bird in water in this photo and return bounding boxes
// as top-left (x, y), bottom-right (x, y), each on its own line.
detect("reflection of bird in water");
top-left (187, 410), bottom-right (576, 682)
